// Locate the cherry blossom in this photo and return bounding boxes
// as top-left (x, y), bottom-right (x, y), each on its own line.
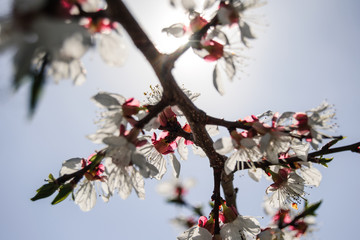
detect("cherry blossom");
top-left (217, 2), bottom-right (240, 26)
top-left (292, 102), bottom-right (336, 149)
top-left (59, 154), bottom-right (106, 211)
top-left (88, 92), bottom-right (146, 143)
top-left (220, 204), bottom-right (261, 239)
top-left (156, 178), bottom-right (196, 199)
top-left (223, 131), bottom-right (261, 174)
top-left (177, 225), bottom-right (213, 240)
top-left (102, 157), bottom-right (146, 201)
top-left (251, 113), bottom-right (291, 164)
top-left (265, 167), bottom-right (306, 209)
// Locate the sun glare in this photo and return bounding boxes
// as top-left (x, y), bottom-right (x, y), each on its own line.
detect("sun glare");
top-left (154, 34), bottom-right (190, 54)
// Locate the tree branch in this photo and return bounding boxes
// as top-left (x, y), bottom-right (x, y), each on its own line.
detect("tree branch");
top-left (233, 142), bottom-right (360, 171)
top-left (135, 98), bottom-right (168, 129)
top-left (206, 115), bottom-right (251, 131)
top-left (105, 0), bottom-right (235, 221)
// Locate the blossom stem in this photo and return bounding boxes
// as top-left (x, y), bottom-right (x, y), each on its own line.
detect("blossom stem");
top-left (206, 115), bottom-right (251, 131)
top-left (55, 151), bottom-right (106, 185)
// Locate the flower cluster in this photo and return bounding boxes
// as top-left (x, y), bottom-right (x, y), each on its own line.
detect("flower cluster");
top-left (50, 86), bottom-right (202, 210)
top-left (0, 0), bottom-right (127, 113)
top-left (257, 202), bottom-right (320, 240)
top-left (178, 201), bottom-right (260, 240)
top-left (213, 102), bottom-right (333, 210)
top-left (162, 0), bottom-right (263, 94)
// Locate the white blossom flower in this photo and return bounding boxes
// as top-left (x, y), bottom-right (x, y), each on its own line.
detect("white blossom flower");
top-left (224, 137), bottom-right (261, 174)
top-left (252, 112), bottom-right (292, 164)
top-left (138, 143), bottom-right (167, 180)
top-left (220, 215), bottom-right (261, 240)
top-left (88, 92), bottom-right (127, 143)
top-left (265, 168), bottom-right (306, 209)
top-left (59, 156), bottom-right (106, 211)
top-left (248, 167), bottom-right (267, 182)
top-left (102, 157), bottom-right (146, 200)
top-left (289, 138), bottom-right (310, 161)
top-left (296, 163), bottom-right (322, 187)
top-left (293, 101), bottom-right (336, 149)
top-left (177, 226), bottom-right (212, 240)
top-left (156, 178), bottom-right (196, 199)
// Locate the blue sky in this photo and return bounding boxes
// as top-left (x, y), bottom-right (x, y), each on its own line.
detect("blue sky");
top-left (1, 0), bottom-right (360, 239)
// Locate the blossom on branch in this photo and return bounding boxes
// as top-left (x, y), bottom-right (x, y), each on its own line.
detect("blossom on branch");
top-left (292, 102), bottom-right (336, 149)
top-left (216, 130), bottom-right (261, 174)
top-left (252, 112), bottom-right (291, 164)
top-left (88, 92), bottom-right (146, 143)
top-left (265, 167), bottom-right (306, 209)
top-left (220, 203), bottom-right (261, 239)
top-left (59, 153), bottom-right (106, 211)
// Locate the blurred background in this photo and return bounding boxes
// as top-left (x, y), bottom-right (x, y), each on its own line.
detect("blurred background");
top-left (1, 0), bottom-right (360, 239)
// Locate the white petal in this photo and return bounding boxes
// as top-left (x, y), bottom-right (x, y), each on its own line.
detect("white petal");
top-left (240, 138), bottom-right (257, 148)
top-left (248, 168), bottom-right (263, 182)
top-left (192, 144), bottom-right (207, 157)
top-left (92, 92), bottom-right (125, 108)
top-left (203, 0), bottom-right (217, 9)
top-left (177, 226), bottom-right (212, 240)
top-left (162, 23), bottom-right (186, 38)
top-left (87, 131), bottom-right (110, 144)
top-left (59, 158), bottom-right (82, 176)
top-left (291, 139), bottom-right (310, 161)
top-left (214, 137), bottom-right (234, 155)
top-left (103, 136), bottom-right (127, 146)
top-left (140, 144), bottom-right (167, 180)
top-left (81, 0), bottom-right (103, 12)
top-left (181, 0), bottom-right (196, 11)
top-left (206, 125), bottom-right (219, 136)
top-left (259, 133), bottom-right (271, 153)
top-left (169, 153), bottom-right (181, 178)
top-left (300, 165), bottom-right (322, 187)
top-left (224, 151), bottom-right (239, 174)
top-left (177, 138), bottom-right (189, 161)
top-left (74, 180), bottom-right (96, 212)
top-left (100, 181), bottom-right (111, 203)
top-left (118, 170), bottom-right (132, 199)
top-left (69, 60), bottom-right (86, 85)
top-left (98, 31), bottom-right (128, 66)
top-left (156, 180), bottom-right (176, 197)
top-left (236, 216), bottom-right (261, 235)
top-left (213, 64), bottom-right (225, 95)
top-left (131, 168), bottom-right (145, 199)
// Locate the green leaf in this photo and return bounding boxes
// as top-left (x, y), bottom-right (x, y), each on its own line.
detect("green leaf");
top-left (31, 182), bottom-right (58, 201)
top-left (48, 173), bottom-right (56, 182)
top-left (88, 153), bottom-right (105, 172)
top-left (51, 183), bottom-right (74, 205)
top-left (28, 53), bottom-right (49, 118)
top-left (318, 157), bottom-right (334, 168)
top-left (302, 200), bottom-right (322, 217)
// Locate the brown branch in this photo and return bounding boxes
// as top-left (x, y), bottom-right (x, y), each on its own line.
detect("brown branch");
top-left (212, 167), bottom-right (222, 235)
top-left (221, 172), bottom-right (237, 208)
top-left (105, 0), bottom-right (236, 220)
top-left (206, 115), bottom-right (251, 131)
top-left (135, 98), bottom-right (168, 129)
top-left (308, 141), bottom-right (360, 157)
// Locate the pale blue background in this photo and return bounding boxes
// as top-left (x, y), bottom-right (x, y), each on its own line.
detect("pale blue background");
top-left (1, 0), bottom-right (360, 239)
